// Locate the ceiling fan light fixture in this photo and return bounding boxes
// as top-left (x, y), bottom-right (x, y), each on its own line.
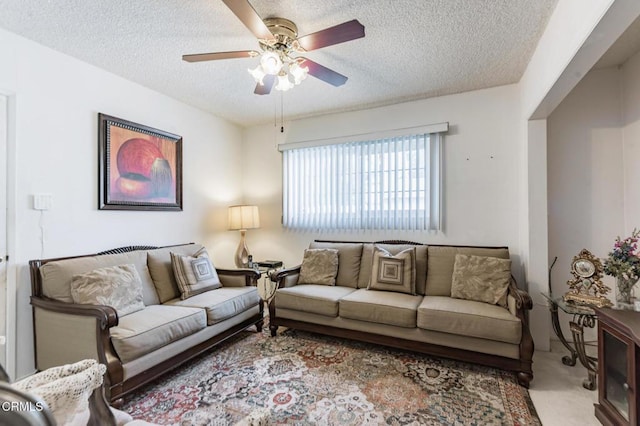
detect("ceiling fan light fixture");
top-left (275, 72), bottom-right (294, 92)
top-left (260, 51), bottom-right (282, 75)
top-left (289, 61), bottom-right (309, 85)
top-left (248, 65), bottom-right (266, 85)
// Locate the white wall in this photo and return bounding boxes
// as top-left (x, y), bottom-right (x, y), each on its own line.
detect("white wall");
top-left (547, 67), bottom-right (625, 339)
top-left (520, 0), bottom-right (616, 120)
top-left (242, 84), bottom-right (524, 277)
top-left (0, 28), bottom-right (244, 378)
top-left (622, 50), bottom-right (640, 233)
top-left (516, 0), bottom-right (640, 352)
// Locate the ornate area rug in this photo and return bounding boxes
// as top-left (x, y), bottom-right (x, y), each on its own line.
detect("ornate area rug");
top-left (123, 329), bottom-right (540, 425)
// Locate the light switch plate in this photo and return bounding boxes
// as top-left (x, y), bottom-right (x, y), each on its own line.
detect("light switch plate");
top-left (34, 193), bottom-right (53, 210)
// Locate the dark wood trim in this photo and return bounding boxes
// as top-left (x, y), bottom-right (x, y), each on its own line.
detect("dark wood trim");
top-left (30, 297), bottom-right (118, 328)
top-left (217, 268), bottom-right (261, 286)
top-left (595, 307), bottom-right (640, 345)
top-left (315, 239), bottom-right (510, 250)
top-left (29, 242), bottom-right (197, 298)
top-left (270, 317), bottom-right (531, 385)
top-left (273, 265), bottom-right (301, 283)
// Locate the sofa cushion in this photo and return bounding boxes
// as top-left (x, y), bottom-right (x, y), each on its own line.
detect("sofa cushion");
top-left (368, 246), bottom-right (416, 295)
top-left (426, 246), bottom-right (510, 296)
top-left (309, 242), bottom-right (364, 288)
top-left (339, 288), bottom-right (422, 328)
top-left (417, 296), bottom-right (521, 344)
top-left (166, 287), bottom-right (260, 325)
top-left (275, 285), bottom-right (356, 317)
top-left (451, 254), bottom-right (511, 307)
top-left (40, 251), bottom-right (160, 306)
top-left (359, 244), bottom-right (428, 294)
top-left (70, 264), bottom-right (145, 317)
top-left (171, 248), bottom-right (222, 299)
top-left (298, 249), bottom-right (339, 286)
top-left (110, 305), bottom-right (206, 363)
top-left (147, 244), bottom-right (204, 303)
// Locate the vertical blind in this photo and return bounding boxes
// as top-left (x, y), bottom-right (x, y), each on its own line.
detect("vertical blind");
top-left (282, 131), bottom-right (442, 231)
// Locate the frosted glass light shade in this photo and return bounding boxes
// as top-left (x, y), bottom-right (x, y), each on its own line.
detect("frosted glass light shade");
top-left (248, 65), bottom-right (266, 85)
top-left (289, 62), bottom-right (309, 85)
top-left (275, 74), bottom-right (294, 92)
top-left (260, 51), bottom-right (282, 75)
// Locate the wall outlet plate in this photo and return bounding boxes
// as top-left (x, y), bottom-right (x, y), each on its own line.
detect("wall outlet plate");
top-left (33, 193), bottom-right (53, 210)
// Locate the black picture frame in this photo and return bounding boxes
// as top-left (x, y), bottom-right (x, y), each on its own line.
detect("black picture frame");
top-left (98, 113), bottom-right (183, 211)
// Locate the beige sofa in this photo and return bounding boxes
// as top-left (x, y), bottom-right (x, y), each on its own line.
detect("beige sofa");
top-left (29, 243), bottom-right (263, 405)
top-left (269, 240), bottom-right (534, 387)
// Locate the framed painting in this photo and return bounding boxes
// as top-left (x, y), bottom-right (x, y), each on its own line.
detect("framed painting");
top-left (98, 113), bottom-right (183, 211)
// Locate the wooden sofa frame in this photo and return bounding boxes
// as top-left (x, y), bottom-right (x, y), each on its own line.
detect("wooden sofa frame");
top-left (29, 243), bottom-right (263, 406)
top-left (268, 240), bottom-right (535, 388)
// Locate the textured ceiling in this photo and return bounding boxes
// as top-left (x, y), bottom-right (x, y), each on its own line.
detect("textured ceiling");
top-left (0, 0), bottom-right (559, 126)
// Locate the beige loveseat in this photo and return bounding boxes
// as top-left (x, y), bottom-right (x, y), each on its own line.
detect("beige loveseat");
top-left (269, 240), bottom-right (534, 387)
top-left (29, 243), bottom-right (263, 405)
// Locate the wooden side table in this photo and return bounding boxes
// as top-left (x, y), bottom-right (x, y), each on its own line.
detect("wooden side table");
top-left (594, 307), bottom-right (640, 425)
top-left (542, 292), bottom-right (598, 390)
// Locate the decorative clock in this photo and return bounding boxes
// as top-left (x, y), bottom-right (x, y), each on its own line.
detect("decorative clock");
top-left (563, 249), bottom-right (612, 307)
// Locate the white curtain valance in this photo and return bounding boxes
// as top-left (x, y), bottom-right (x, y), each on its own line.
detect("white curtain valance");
top-left (278, 122), bottom-right (448, 152)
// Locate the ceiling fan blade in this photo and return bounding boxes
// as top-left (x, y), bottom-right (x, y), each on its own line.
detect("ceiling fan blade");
top-left (222, 0), bottom-right (274, 40)
top-left (297, 19), bottom-right (365, 51)
top-left (254, 74), bottom-right (276, 95)
top-left (182, 50), bottom-right (258, 62)
top-left (302, 59), bottom-right (348, 87)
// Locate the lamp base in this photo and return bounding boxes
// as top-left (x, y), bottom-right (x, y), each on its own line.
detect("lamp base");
top-left (235, 230), bottom-right (250, 268)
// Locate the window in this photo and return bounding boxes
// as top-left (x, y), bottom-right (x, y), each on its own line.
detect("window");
top-left (281, 125), bottom-right (445, 231)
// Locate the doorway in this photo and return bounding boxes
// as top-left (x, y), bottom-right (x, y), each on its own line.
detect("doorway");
top-left (0, 94), bottom-right (7, 370)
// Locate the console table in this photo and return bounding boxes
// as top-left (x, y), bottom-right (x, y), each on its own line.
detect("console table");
top-left (541, 293), bottom-right (598, 390)
top-left (594, 307), bottom-right (640, 425)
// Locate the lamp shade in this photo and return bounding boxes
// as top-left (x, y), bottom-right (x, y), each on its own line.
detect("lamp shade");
top-left (228, 205), bottom-right (260, 230)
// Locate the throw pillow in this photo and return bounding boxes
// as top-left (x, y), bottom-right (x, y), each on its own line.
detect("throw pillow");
top-left (70, 264), bottom-right (145, 317)
top-left (450, 254), bottom-right (512, 307)
top-left (368, 246), bottom-right (417, 295)
top-left (298, 249), bottom-right (339, 285)
top-left (171, 247), bottom-right (222, 299)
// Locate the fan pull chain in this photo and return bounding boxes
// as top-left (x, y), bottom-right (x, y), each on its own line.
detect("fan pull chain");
top-left (280, 91), bottom-right (284, 133)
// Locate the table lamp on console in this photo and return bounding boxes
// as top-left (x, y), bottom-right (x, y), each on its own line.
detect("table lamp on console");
top-left (228, 205), bottom-right (260, 268)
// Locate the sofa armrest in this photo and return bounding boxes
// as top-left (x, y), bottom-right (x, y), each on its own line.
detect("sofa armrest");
top-left (273, 266), bottom-right (301, 288)
top-left (507, 277), bottom-right (534, 384)
top-left (216, 268), bottom-right (260, 287)
top-left (30, 296), bottom-right (124, 400)
top-left (31, 296), bottom-right (118, 329)
top-left (507, 279), bottom-right (533, 312)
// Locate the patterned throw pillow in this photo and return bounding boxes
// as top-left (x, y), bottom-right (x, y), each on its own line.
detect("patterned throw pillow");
top-left (451, 254), bottom-right (511, 307)
top-left (171, 247), bottom-right (222, 299)
top-left (368, 246), bottom-right (417, 295)
top-left (298, 249), bottom-right (339, 285)
top-left (70, 264), bottom-right (145, 316)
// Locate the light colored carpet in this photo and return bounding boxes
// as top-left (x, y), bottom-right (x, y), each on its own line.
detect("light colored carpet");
top-left (529, 341), bottom-right (599, 426)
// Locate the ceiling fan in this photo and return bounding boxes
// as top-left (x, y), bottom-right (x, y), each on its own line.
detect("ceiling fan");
top-left (182, 0), bottom-right (365, 95)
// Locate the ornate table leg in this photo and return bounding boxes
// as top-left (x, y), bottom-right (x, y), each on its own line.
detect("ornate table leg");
top-left (569, 314), bottom-right (598, 390)
top-left (549, 303), bottom-right (578, 366)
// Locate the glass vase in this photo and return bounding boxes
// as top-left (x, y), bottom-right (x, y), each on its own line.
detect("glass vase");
top-left (616, 276), bottom-right (637, 309)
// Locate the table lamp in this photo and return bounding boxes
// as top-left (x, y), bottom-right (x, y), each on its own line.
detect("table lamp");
top-left (228, 205), bottom-right (260, 267)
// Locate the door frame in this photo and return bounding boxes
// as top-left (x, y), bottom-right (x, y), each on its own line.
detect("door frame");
top-left (0, 92), bottom-right (17, 379)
